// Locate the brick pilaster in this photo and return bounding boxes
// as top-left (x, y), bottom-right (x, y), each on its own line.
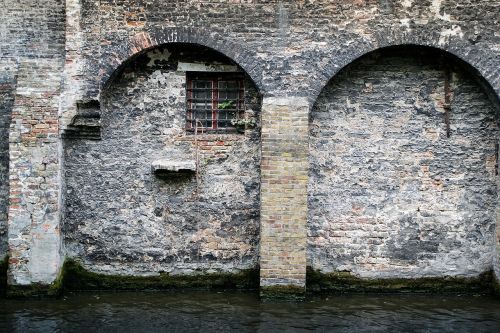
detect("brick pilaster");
top-left (7, 60), bottom-right (63, 287)
top-left (260, 96), bottom-right (309, 296)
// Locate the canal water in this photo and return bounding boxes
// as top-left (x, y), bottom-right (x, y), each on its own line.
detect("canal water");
top-left (0, 291), bottom-right (499, 332)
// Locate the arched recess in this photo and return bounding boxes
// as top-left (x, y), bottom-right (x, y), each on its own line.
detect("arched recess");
top-left (308, 44), bottom-right (500, 281)
top-left (63, 42), bottom-right (262, 278)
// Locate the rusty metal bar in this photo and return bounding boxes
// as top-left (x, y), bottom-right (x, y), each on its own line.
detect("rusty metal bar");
top-left (444, 68), bottom-right (452, 138)
top-left (496, 142), bottom-right (499, 176)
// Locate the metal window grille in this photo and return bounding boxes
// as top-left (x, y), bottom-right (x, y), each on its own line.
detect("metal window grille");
top-left (186, 74), bottom-right (245, 132)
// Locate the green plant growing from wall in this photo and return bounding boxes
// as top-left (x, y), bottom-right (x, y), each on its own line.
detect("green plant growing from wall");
top-left (231, 117), bottom-right (256, 133)
top-left (218, 100), bottom-right (234, 110)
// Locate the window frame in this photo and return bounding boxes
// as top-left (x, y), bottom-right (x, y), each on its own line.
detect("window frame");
top-left (186, 72), bottom-right (245, 133)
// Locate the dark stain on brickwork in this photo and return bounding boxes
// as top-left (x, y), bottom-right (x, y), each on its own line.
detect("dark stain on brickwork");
top-left (0, 69), bottom-right (15, 258)
top-left (61, 259), bottom-right (259, 291)
top-left (307, 267), bottom-right (495, 294)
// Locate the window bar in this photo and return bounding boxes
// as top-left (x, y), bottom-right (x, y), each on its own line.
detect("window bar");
top-left (187, 79), bottom-right (193, 130)
top-left (213, 78), bottom-right (218, 130)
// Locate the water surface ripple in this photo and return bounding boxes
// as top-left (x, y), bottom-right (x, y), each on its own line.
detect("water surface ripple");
top-left (0, 292), bottom-right (499, 332)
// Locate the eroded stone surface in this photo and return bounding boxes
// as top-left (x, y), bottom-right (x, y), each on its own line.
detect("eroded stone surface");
top-left (1, 0), bottom-right (499, 291)
top-left (64, 46), bottom-right (262, 276)
top-left (309, 48), bottom-right (498, 279)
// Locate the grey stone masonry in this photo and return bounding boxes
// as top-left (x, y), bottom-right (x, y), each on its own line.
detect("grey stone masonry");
top-left (0, 61), bottom-right (17, 259)
top-left (309, 47), bottom-right (498, 279)
top-left (63, 45), bottom-right (262, 276)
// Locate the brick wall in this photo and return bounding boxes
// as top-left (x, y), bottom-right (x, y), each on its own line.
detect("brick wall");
top-left (1, 0), bottom-right (499, 292)
top-left (2, 0), bottom-right (65, 286)
top-left (8, 60), bottom-right (63, 285)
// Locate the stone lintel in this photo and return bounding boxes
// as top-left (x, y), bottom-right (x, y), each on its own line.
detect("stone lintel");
top-left (177, 62), bottom-right (239, 72)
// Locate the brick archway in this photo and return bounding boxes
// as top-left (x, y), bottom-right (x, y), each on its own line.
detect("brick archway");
top-left (98, 27), bottom-right (264, 96)
top-left (307, 29), bottom-right (500, 105)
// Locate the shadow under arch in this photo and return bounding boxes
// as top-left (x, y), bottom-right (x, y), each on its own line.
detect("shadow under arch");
top-left (98, 27), bottom-right (264, 97)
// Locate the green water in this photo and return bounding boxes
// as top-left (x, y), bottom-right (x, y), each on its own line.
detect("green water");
top-left (0, 291), bottom-right (499, 332)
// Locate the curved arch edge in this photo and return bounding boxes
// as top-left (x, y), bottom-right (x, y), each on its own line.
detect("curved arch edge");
top-left (98, 27), bottom-right (264, 97)
top-left (308, 29), bottom-right (500, 106)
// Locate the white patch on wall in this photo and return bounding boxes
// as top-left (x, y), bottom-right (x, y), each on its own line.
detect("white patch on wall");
top-left (147, 48), bottom-right (172, 67)
top-left (401, 0), bottom-right (413, 8)
top-left (177, 62), bottom-right (239, 72)
top-left (438, 25), bottom-right (464, 46)
top-left (400, 18), bottom-right (411, 31)
top-left (431, 0), bottom-right (452, 22)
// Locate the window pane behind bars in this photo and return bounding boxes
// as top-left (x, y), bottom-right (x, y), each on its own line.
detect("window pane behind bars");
top-left (191, 80), bottom-right (212, 129)
top-left (187, 76), bottom-right (244, 131)
top-left (218, 81), bottom-right (239, 128)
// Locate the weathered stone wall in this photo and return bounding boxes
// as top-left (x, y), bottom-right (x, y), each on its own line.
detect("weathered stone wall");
top-left (64, 0), bottom-right (500, 290)
top-left (73, 1), bottom-right (499, 100)
top-left (64, 45), bottom-right (262, 275)
top-left (8, 59), bottom-right (64, 285)
top-left (309, 47), bottom-right (498, 278)
top-left (1, 0), bottom-right (499, 291)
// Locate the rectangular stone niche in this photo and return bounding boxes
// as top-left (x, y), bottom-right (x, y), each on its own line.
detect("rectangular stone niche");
top-left (151, 159), bottom-right (196, 176)
top-left (63, 99), bottom-right (101, 140)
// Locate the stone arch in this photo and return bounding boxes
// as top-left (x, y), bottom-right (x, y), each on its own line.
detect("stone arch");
top-left (307, 29), bottom-right (500, 105)
top-left (308, 44), bottom-right (500, 282)
top-left (64, 36), bottom-right (263, 278)
top-left (98, 27), bottom-right (264, 96)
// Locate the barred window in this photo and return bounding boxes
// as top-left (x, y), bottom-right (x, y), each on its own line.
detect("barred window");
top-left (186, 73), bottom-right (245, 132)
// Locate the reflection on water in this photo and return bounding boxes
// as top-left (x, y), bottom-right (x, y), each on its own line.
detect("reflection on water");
top-left (0, 291), bottom-right (499, 332)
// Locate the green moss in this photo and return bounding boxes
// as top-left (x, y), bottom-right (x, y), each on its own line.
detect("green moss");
top-left (6, 283), bottom-right (62, 298)
top-left (494, 275), bottom-right (500, 298)
top-left (0, 256), bottom-right (7, 293)
top-left (307, 267), bottom-right (495, 294)
top-left (61, 259), bottom-right (259, 291)
top-left (6, 261), bottom-right (65, 298)
top-left (260, 284), bottom-right (306, 301)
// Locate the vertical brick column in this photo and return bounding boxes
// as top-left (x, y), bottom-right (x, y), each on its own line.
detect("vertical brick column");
top-left (60, 0), bottom-right (84, 130)
top-left (7, 60), bottom-right (63, 291)
top-left (260, 96), bottom-right (309, 297)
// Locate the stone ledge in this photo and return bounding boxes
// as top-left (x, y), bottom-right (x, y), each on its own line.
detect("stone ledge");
top-left (62, 99), bottom-right (101, 140)
top-left (151, 159), bottom-right (196, 174)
